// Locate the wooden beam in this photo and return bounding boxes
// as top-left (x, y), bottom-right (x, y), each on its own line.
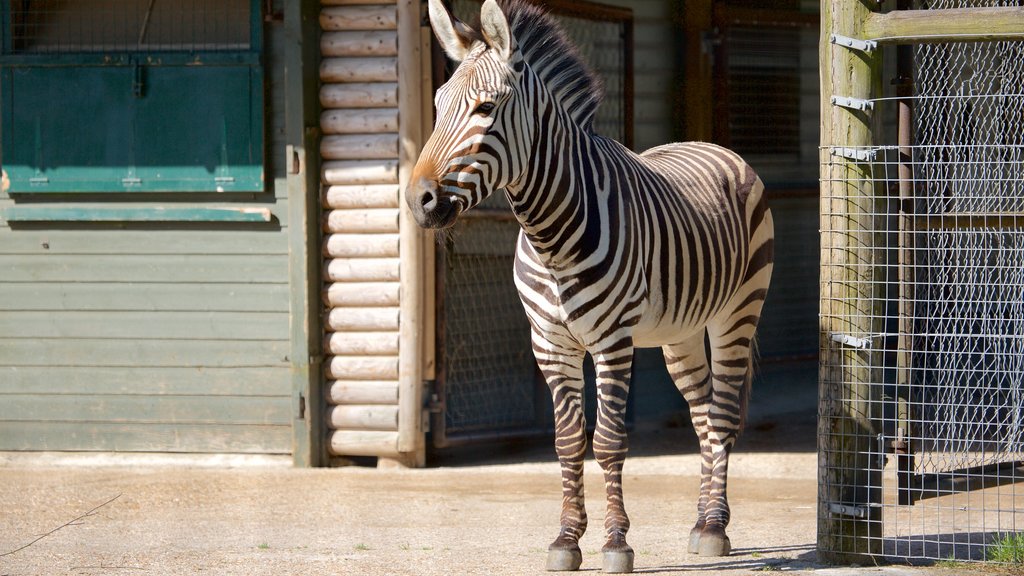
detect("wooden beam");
top-left (680, 0), bottom-right (713, 142)
top-left (864, 7), bottom-right (1024, 44)
top-left (3, 206), bottom-right (272, 223)
top-left (285, 0), bottom-right (326, 468)
top-left (396, 0), bottom-right (426, 466)
top-left (818, 0), bottom-right (885, 563)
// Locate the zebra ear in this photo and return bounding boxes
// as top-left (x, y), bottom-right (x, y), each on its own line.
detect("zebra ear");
top-left (428, 0), bottom-right (475, 62)
top-left (480, 0), bottom-right (512, 61)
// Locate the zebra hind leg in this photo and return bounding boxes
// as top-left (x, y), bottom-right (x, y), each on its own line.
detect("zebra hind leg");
top-left (662, 336), bottom-right (714, 555)
top-left (695, 312), bottom-right (763, 557)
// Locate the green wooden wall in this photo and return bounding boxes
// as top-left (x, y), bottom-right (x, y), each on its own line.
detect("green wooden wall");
top-left (0, 9), bottom-right (297, 455)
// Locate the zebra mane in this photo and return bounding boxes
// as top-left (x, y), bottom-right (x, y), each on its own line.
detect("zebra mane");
top-left (476, 0), bottom-right (603, 131)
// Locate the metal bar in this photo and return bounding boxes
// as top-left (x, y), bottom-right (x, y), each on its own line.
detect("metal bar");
top-left (913, 213), bottom-right (1024, 230)
top-left (830, 33), bottom-right (877, 53)
top-left (864, 7), bottom-right (1024, 44)
top-left (894, 6), bottom-right (917, 506)
top-left (828, 503), bottom-right (871, 519)
top-left (831, 95), bottom-right (874, 111)
top-left (830, 146), bottom-right (878, 163)
top-left (830, 333), bottom-right (871, 350)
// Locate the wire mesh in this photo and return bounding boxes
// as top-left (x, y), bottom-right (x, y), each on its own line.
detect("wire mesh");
top-left (449, 0), bottom-right (627, 143)
top-left (439, 206), bottom-right (539, 437)
top-left (5, 0), bottom-right (252, 54)
top-left (820, 3), bottom-right (1024, 562)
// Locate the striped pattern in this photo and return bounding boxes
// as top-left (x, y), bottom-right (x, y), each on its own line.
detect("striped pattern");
top-left (411, 0), bottom-right (774, 569)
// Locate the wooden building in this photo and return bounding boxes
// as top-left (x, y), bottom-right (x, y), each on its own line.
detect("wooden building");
top-left (0, 0), bottom-right (820, 467)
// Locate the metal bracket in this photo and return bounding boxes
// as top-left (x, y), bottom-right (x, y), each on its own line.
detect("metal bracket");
top-left (830, 33), bottom-right (878, 53)
top-left (830, 332), bottom-right (871, 349)
top-left (831, 95), bottom-right (875, 111)
top-left (830, 146), bottom-right (879, 163)
top-left (829, 503), bottom-right (870, 519)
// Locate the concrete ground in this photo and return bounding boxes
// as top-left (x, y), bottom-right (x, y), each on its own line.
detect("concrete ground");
top-left (0, 434), bottom-right (1003, 576)
top-left (0, 363), bottom-right (1008, 575)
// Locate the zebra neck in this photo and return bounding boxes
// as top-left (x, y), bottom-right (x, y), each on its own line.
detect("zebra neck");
top-left (504, 106), bottom-right (611, 271)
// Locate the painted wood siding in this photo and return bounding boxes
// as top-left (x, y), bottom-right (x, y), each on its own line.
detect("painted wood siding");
top-left (0, 14), bottom-right (295, 454)
top-left (318, 0), bottom-right (405, 459)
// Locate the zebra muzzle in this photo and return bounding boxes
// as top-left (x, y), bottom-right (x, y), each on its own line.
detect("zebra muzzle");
top-left (406, 177), bottom-right (462, 229)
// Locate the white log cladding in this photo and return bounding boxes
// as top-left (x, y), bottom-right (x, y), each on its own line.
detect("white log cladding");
top-left (324, 282), bottom-right (400, 307)
top-left (321, 108), bottom-right (399, 135)
top-left (319, 0), bottom-right (422, 462)
top-left (321, 31), bottom-right (398, 57)
top-left (321, 134), bottom-right (398, 160)
top-left (327, 380), bottom-right (400, 405)
top-left (320, 5), bottom-right (398, 31)
top-left (320, 84), bottom-right (397, 109)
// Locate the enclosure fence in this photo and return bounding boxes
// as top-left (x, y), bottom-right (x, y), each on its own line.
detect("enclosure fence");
top-left (819, 0), bottom-right (1024, 564)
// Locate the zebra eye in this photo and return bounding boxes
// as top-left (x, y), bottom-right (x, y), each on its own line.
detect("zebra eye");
top-left (473, 102), bottom-right (496, 116)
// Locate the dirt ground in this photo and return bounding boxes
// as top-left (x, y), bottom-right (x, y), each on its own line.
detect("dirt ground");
top-left (0, 427), bottom-right (1002, 576)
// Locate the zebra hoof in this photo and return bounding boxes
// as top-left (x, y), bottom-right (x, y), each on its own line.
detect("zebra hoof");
top-left (602, 549), bottom-right (634, 573)
top-left (546, 547), bottom-right (583, 571)
top-left (697, 532), bottom-right (732, 557)
top-left (688, 527), bottom-right (702, 554)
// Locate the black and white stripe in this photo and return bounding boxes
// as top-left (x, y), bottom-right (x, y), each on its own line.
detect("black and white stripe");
top-left (408, 1), bottom-right (774, 572)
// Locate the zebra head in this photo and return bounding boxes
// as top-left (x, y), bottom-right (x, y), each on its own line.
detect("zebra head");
top-left (406, 0), bottom-right (532, 229)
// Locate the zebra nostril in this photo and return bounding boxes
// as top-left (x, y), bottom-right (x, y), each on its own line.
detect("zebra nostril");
top-left (420, 188), bottom-right (438, 211)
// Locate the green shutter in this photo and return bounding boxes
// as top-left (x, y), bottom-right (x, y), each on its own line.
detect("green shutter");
top-left (0, 1), bottom-right (264, 193)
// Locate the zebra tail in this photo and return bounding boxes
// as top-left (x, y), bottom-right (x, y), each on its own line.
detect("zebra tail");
top-left (737, 334), bottom-right (758, 436)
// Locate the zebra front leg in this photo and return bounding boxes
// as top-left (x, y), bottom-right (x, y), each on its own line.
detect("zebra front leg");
top-left (538, 342), bottom-right (588, 572)
top-left (592, 343), bottom-right (635, 573)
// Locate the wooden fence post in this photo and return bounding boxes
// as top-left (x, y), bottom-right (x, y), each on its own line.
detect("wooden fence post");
top-left (818, 0), bottom-right (885, 562)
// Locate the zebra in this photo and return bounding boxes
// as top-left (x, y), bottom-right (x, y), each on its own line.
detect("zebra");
top-left (406, 0), bottom-right (774, 572)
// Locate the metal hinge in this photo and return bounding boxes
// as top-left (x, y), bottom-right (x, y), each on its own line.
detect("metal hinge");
top-left (830, 147), bottom-right (879, 163)
top-left (425, 380), bottom-right (443, 414)
top-left (829, 503), bottom-right (870, 519)
top-left (831, 95), bottom-right (875, 111)
top-left (830, 33), bottom-right (878, 53)
top-left (830, 333), bottom-right (872, 349)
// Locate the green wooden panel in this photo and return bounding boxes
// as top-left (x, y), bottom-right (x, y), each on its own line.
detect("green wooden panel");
top-left (2, 64), bottom-right (264, 193)
top-left (0, 311), bottom-right (288, 340)
top-left (0, 283), bottom-right (289, 312)
top-left (0, 229), bottom-right (287, 255)
top-left (0, 422), bottom-right (292, 453)
top-left (0, 254), bottom-right (287, 283)
top-left (3, 206), bottom-right (272, 222)
top-left (0, 394), bottom-right (291, 425)
top-left (0, 366), bottom-right (290, 397)
top-left (0, 339), bottom-right (289, 368)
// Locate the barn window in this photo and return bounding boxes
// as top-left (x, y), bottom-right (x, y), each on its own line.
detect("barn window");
top-left (0, 0), bottom-right (264, 192)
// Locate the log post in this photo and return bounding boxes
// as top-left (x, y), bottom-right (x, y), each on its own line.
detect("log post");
top-left (394, 0), bottom-right (426, 467)
top-left (818, 0), bottom-right (885, 563)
